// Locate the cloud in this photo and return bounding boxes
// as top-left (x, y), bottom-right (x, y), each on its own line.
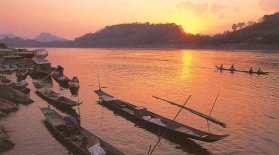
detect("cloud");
top-left (177, 1), bottom-right (227, 15)
top-left (258, 0), bottom-right (279, 11)
top-left (177, 0), bottom-right (208, 15)
top-left (210, 3), bottom-right (226, 14)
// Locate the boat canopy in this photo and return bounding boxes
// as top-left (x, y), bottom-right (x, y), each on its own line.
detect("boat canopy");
top-left (32, 57), bottom-right (50, 65)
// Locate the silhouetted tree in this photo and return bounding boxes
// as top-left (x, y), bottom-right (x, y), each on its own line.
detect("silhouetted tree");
top-left (237, 22), bottom-right (245, 29)
top-left (232, 24), bottom-right (237, 31)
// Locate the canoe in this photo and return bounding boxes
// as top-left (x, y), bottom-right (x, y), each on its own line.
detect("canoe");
top-left (94, 89), bottom-right (229, 142)
top-left (51, 71), bottom-right (70, 88)
top-left (40, 106), bottom-right (124, 155)
top-left (215, 66), bottom-right (269, 75)
top-left (36, 88), bottom-right (81, 108)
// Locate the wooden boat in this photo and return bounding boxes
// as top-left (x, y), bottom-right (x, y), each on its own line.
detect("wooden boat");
top-left (28, 57), bottom-right (52, 79)
top-left (215, 66), bottom-right (269, 75)
top-left (36, 88), bottom-right (81, 108)
top-left (94, 89), bottom-right (229, 142)
top-left (40, 106), bottom-right (124, 155)
top-left (51, 70), bottom-right (70, 87)
top-left (16, 68), bottom-right (28, 82)
top-left (69, 76), bottom-right (79, 95)
top-left (14, 48), bottom-right (36, 58)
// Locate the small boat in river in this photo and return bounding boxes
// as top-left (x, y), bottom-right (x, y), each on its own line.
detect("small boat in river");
top-left (94, 89), bottom-right (229, 142)
top-left (69, 76), bottom-right (79, 95)
top-left (40, 106), bottom-right (124, 155)
top-left (215, 65), bottom-right (269, 75)
top-left (36, 88), bottom-right (81, 108)
top-left (51, 69), bottom-right (70, 87)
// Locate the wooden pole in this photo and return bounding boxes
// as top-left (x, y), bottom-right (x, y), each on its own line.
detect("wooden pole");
top-left (148, 95), bottom-right (192, 155)
top-left (152, 95), bottom-right (226, 128)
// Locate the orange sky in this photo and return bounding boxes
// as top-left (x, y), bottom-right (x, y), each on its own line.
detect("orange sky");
top-left (0, 0), bottom-right (278, 39)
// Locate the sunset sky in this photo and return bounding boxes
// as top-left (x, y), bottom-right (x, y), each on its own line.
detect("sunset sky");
top-left (0, 0), bottom-right (278, 39)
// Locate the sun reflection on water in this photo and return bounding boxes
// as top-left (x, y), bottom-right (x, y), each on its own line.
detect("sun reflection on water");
top-left (181, 51), bottom-right (193, 80)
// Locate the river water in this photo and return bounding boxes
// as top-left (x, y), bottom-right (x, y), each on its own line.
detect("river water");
top-left (1, 48), bottom-right (279, 155)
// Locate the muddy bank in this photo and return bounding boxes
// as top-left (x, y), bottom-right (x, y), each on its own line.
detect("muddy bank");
top-left (0, 125), bottom-right (15, 153)
top-left (0, 98), bottom-right (18, 152)
top-left (0, 84), bottom-right (33, 104)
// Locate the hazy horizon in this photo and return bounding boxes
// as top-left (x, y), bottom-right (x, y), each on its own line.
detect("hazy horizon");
top-left (1, 0), bottom-right (278, 40)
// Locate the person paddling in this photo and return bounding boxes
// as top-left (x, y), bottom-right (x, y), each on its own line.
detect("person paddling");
top-left (257, 68), bottom-right (262, 74)
top-left (249, 67), bottom-right (253, 74)
top-left (220, 64), bottom-right (224, 69)
top-left (230, 64), bottom-right (235, 71)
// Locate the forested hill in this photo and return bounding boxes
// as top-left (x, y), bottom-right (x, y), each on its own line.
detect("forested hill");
top-left (208, 12), bottom-right (279, 46)
top-left (74, 23), bottom-right (192, 47)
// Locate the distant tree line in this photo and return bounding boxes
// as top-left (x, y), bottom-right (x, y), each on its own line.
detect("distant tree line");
top-left (1, 12), bottom-right (278, 49)
top-left (74, 23), bottom-right (193, 47)
top-left (0, 37), bottom-right (73, 48)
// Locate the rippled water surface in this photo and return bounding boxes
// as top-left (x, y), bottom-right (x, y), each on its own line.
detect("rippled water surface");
top-left (2, 48), bottom-right (279, 155)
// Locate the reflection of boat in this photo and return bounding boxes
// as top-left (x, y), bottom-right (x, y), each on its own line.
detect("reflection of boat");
top-left (51, 70), bottom-right (70, 88)
top-left (215, 66), bottom-right (269, 75)
top-left (69, 76), bottom-right (79, 95)
top-left (28, 57), bottom-right (52, 79)
top-left (94, 89), bottom-right (229, 142)
top-left (40, 106), bottom-right (124, 155)
top-left (36, 88), bottom-right (81, 108)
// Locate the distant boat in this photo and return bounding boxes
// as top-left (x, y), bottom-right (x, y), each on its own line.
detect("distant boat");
top-left (215, 66), bottom-right (269, 75)
top-left (28, 57), bottom-right (52, 79)
top-left (40, 106), bottom-right (124, 155)
top-left (14, 48), bottom-right (36, 58)
top-left (94, 89), bottom-right (229, 142)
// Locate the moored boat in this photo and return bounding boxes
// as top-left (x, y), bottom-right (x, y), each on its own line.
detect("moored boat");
top-left (40, 106), bottom-right (124, 155)
top-left (36, 88), bottom-right (81, 108)
top-left (69, 76), bottom-right (79, 95)
top-left (94, 89), bottom-right (229, 142)
top-left (28, 57), bottom-right (52, 79)
top-left (16, 68), bottom-right (28, 82)
top-left (51, 69), bottom-right (70, 88)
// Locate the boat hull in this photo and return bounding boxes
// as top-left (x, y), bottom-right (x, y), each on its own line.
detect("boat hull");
top-left (215, 66), bottom-right (268, 75)
top-left (95, 90), bottom-right (228, 142)
top-left (51, 72), bottom-right (70, 88)
top-left (40, 107), bottom-right (124, 155)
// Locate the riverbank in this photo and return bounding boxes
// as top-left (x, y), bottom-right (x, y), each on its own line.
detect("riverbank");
top-left (0, 98), bottom-right (17, 153)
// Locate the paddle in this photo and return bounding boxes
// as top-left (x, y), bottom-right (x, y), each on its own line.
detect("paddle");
top-left (152, 95), bottom-right (227, 128)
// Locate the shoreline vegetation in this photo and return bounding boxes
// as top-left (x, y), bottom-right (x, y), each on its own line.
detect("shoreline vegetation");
top-left (1, 12), bottom-right (279, 50)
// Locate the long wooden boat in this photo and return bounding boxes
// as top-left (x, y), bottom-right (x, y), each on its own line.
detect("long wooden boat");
top-left (94, 89), bottom-right (229, 142)
top-left (40, 106), bottom-right (124, 155)
top-left (51, 70), bottom-right (70, 88)
top-left (36, 88), bottom-right (81, 108)
top-left (215, 66), bottom-right (269, 75)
